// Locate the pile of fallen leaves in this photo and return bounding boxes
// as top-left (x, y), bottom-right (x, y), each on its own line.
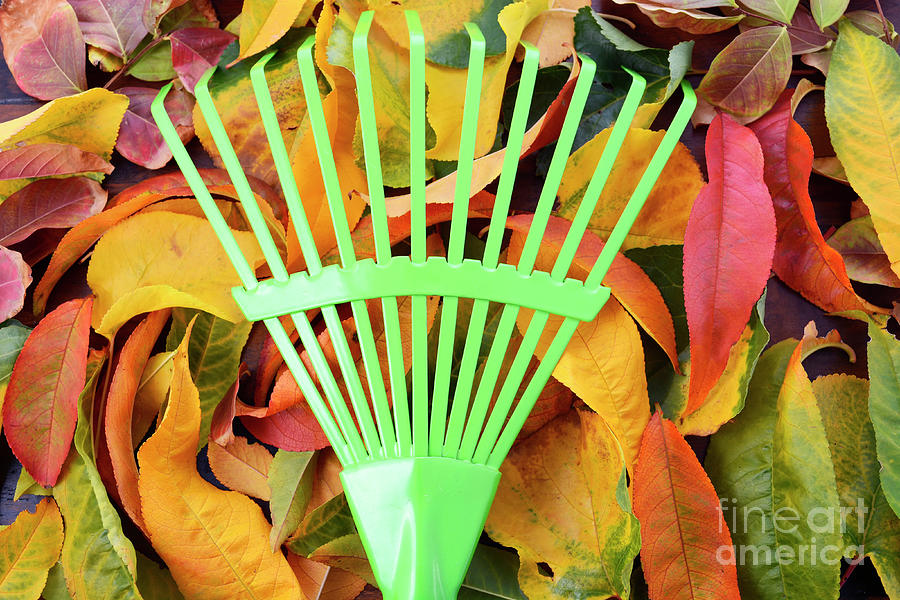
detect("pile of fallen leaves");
top-left (0, 0), bottom-right (898, 599)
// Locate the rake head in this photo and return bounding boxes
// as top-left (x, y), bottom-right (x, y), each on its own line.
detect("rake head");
top-left (152, 10), bottom-right (695, 600)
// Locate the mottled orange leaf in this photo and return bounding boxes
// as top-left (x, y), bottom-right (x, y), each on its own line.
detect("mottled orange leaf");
top-left (633, 412), bottom-right (740, 600)
top-left (207, 436), bottom-right (273, 501)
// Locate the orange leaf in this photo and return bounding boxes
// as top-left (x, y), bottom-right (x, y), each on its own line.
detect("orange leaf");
top-left (137, 317), bottom-right (302, 598)
top-left (633, 412), bottom-right (740, 600)
top-left (207, 436), bottom-right (273, 501)
top-left (105, 309), bottom-right (171, 533)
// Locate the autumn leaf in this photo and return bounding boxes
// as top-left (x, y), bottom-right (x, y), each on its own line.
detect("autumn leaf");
top-left (0, 320), bottom-right (29, 417)
top-left (2, 298), bottom-right (92, 486)
top-left (142, 0), bottom-right (188, 32)
top-left (683, 113), bottom-right (775, 414)
top-left (68, 0), bottom-right (148, 59)
top-left (828, 216), bottom-right (900, 287)
top-left (825, 21), bottom-right (900, 280)
top-left (705, 328), bottom-right (846, 599)
top-left (0, 246), bottom-right (31, 323)
top-left (117, 85), bottom-right (194, 169)
top-left (237, 0), bottom-right (315, 60)
top-left (609, 0), bottom-right (741, 35)
top-left (0, 143), bottom-right (112, 181)
top-left (0, 498), bottom-right (63, 600)
top-left (867, 320), bottom-right (900, 520)
top-left (137, 318), bottom-right (303, 599)
top-left (136, 554), bottom-right (186, 600)
top-left (556, 127), bottom-right (705, 250)
top-left (207, 436), bottom-right (273, 500)
top-left (0, 179), bottom-right (107, 247)
top-left (268, 450), bottom-right (317, 550)
top-left (698, 26), bottom-right (791, 119)
top-left (633, 412), bottom-right (740, 600)
top-left (485, 410), bottom-right (640, 599)
top-left (86, 211), bottom-right (265, 337)
top-left (737, 0), bottom-right (798, 24)
top-left (0, 0), bottom-right (86, 100)
top-left (169, 27), bottom-right (237, 92)
top-left (519, 0), bottom-right (589, 67)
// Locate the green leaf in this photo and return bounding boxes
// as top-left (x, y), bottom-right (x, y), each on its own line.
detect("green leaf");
top-left (0, 319), bottom-right (29, 384)
top-left (166, 308), bottom-right (252, 450)
top-left (267, 450), bottom-right (317, 551)
top-left (867, 321), bottom-right (900, 519)
top-left (41, 563), bottom-right (72, 600)
top-left (135, 554), bottom-right (185, 600)
top-left (825, 21), bottom-right (900, 280)
top-left (286, 493), bottom-right (357, 557)
top-left (459, 545), bottom-right (526, 600)
top-left (810, 0), bottom-right (849, 28)
top-left (697, 25), bottom-right (791, 119)
top-left (127, 39), bottom-right (176, 81)
top-left (705, 336), bottom-right (842, 600)
top-left (625, 245), bottom-right (687, 352)
top-left (813, 374), bottom-right (900, 597)
top-left (53, 353), bottom-right (143, 599)
top-left (14, 465), bottom-right (50, 501)
top-left (737, 0), bottom-right (799, 23)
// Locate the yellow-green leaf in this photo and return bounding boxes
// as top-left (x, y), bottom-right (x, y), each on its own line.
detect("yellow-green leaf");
top-left (86, 211), bottom-right (264, 337)
top-left (485, 410), bottom-right (640, 599)
top-left (0, 498), bottom-right (63, 600)
top-left (867, 320), bottom-right (900, 519)
top-left (556, 127), bottom-right (705, 250)
top-left (137, 318), bottom-right (302, 599)
top-left (825, 21), bottom-right (900, 279)
top-left (237, 0), bottom-right (316, 59)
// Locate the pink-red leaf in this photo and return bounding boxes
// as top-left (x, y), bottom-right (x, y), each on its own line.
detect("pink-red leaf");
top-left (68, 0), bottom-right (148, 58)
top-left (633, 412), bottom-right (740, 600)
top-left (749, 91), bottom-right (888, 313)
top-left (116, 86), bottom-right (194, 169)
top-left (0, 178), bottom-right (107, 246)
top-left (0, 0), bottom-right (87, 100)
top-left (2, 297), bottom-right (93, 486)
top-left (170, 27), bottom-right (236, 92)
top-left (0, 246), bottom-right (31, 322)
top-left (684, 113), bottom-right (775, 414)
top-left (0, 143), bottom-right (113, 181)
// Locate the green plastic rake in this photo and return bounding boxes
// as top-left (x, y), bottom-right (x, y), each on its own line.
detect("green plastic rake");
top-left (152, 10), bottom-right (695, 600)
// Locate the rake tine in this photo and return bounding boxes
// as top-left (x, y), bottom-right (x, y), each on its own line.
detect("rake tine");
top-left (587, 80), bottom-right (696, 287)
top-left (250, 51), bottom-right (323, 275)
top-left (151, 83), bottom-right (258, 289)
top-left (194, 68), bottom-right (289, 282)
top-left (406, 10), bottom-right (429, 457)
top-left (353, 11), bottom-right (406, 457)
top-left (445, 41), bottom-right (540, 457)
top-left (298, 35), bottom-right (383, 459)
top-left (429, 22), bottom-right (486, 456)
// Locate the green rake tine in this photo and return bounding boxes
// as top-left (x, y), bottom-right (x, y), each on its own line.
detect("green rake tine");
top-left (429, 22), bottom-right (486, 456)
top-left (298, 36), bottom-right (384, 459)
top-left (250, 51), bottom-right (323, 275)
top-left (406, 11), bottom-right (429, 457)
top-left (550, 68), bottom-right (645, 282)
top-left (588, 80), bottom-right (697, 286)
top-left (443, 40), bottom-right (540, 458)
top-left (195, 68), bottom-right (289, 283)
top-left (354, 10), bottom-right (407, 457)
top-left (151, 83), bottom-right (258, 289)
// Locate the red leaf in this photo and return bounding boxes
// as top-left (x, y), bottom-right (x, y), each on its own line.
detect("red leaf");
top-left (0, 178), bottom-right (107, 246)
top-left (170, 27), bottom-right (236, 92)
top-left (68, 0), bottom-right (148, 58)
top-left (0, 143), bottom-right (113, 181)
top-left (749, 91), bottom-right (887, 313)
top-left (684, 113), bottom-right (775, 414)
top-left (2, 297), bottom-right (93, 486)
top-left (0, 0), bottom-right (86, 100)
top-left (633, 412), bottom-right (741, 600)
top-left (116, 86), bottom-right (194, 169)
top-left (0, 246), bottom-right (31, 322)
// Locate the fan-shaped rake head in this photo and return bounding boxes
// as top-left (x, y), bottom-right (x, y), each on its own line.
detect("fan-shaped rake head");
top-left (152, 11), bottom-right (695, 600)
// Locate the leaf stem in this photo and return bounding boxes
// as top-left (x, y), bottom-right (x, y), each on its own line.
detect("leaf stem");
top-left (839, 560), bottom-right (859, 588)
top-left (104, 37), bottom-right (166, 90)
top-left (873, 0), bottom-right (893, 45)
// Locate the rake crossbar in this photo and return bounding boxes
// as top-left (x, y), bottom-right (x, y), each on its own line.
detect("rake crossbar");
top-left (152, 10), bottom-right (696, 599)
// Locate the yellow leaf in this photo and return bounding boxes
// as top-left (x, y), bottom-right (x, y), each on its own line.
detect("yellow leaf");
top-left (485, 410), bottom-right (640, 599)
top-left (519, 0), bottom-right (590, 67)
top-left (238, 0), bottom-right (316, 59)
top-left (521, 298), bottom-right (649, 468)
top-left (137, 318), bottom-right (302, 599)
top-left (556, 127), bottom-right (705, 249)
top-left (207, 436), bottom-right (274, 501)
top-left (0, 498), bottom-right (63, 600)
top-left (132, 352), bottom-right (174, 447)
top-left (86, 211), bottom-right (265, 337)
top-left (0, 88), bottom-right (127, 199)
top-left (825, 21), bottom-right (900, 278)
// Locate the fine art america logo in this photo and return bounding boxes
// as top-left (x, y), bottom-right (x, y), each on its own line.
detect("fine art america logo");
top-left (716, 498), bottom-right (869, 566)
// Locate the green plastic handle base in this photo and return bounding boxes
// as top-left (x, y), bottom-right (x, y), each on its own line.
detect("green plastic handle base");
top-left (340, 457), bottom-right (501, 600)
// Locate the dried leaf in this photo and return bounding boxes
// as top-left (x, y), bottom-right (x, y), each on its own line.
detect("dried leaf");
top-left (683, 113), bottom-right (775, 414)
top-left (0, 246), bottom-right (31, 323)
top-left (612, 0), bottom-right (742, 34)
top-left (698, 26), bottom-right (791, 119)
top-left (0, 0), bottom-right (86, 100)
top-left (0, 498), bottom-right (63, 600)
top-left (828, 216), bottom-right (900, 287)
top-left (2, 298), bottom-right (92, 486)
top-left (0, 178), bottom-right (107, 247)
top-left (207, 436), bottom-right (273, 500)
top-left (68, 0), bottom-right (148, 58)
top-left (0, 143), bottom-right (112, 181)
top-left (633, 412), bottom-right (740, 600)
top-left (169, 27), bottom-right (236, 92)
top-left (117, 85), bottom-right (194, 170)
